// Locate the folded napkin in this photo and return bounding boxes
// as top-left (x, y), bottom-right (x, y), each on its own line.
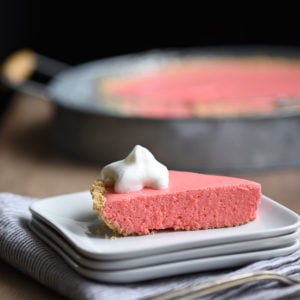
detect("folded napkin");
top-left (0, 193), bottom-right (300, 300)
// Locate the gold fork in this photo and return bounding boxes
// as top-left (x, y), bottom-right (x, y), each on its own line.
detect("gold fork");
top-left (143, 271), bottom-right (300, 300)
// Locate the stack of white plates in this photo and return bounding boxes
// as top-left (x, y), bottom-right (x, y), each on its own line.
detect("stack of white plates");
top-left (29, 192), bottom-right (300, 283)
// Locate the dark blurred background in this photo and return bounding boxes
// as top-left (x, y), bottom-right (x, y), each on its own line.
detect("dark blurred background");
top-left (1, 2), bottom-right (300, 64)
top-left (1, 2), bottom-right (300, 114)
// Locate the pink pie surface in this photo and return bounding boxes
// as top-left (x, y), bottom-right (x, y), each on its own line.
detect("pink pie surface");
top-left (91, 171), bottom-right (261, 236)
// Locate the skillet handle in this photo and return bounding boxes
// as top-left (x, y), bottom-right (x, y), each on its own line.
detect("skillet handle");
top-left (0, 49), bottom-right (69, 99)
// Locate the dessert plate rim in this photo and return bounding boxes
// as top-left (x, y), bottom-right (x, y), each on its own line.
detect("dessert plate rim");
top-left (27, 223), bottom-right (300, 283)
top-left (55, 241), bottom-right (300, 283)
top-left (29, 216), bottom-right (299, 271)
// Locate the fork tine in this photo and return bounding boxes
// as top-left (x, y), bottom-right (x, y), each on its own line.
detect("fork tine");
top-left (143, 271), bottom-right (298, 300)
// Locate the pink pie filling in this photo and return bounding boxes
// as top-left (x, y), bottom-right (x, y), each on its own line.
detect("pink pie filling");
top-left (101, 58), bottom-right (300, 117)
top-left (100, 171), bottom-right (261, 235)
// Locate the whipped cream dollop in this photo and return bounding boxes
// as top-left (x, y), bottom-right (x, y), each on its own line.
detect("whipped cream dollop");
top-left (100, 145), bottom-right (169, 193)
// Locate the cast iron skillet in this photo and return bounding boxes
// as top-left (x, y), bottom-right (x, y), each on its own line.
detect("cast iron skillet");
top-left (1, 47), bottom-right (300, 173)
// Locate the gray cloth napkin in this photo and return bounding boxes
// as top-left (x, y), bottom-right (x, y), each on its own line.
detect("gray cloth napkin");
top-left (0, 193), bottom-right (300, 300)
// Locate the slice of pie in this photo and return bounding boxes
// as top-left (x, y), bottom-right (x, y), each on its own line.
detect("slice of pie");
top-left (91, 170), bottom-right (261, 236)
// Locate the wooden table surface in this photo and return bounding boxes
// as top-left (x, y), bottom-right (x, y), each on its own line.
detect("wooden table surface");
top-left (1, 94), bottom-right (300, 300)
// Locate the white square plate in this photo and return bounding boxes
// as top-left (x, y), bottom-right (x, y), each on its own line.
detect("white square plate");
top-left (29, 216), bottom-right (299, 271)
top-left (28, 219), bottom-right (300, 283)
top-left (29, 191), bottom-right (300, 260)
top-left (57, 241), bottom-right (300, 283)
